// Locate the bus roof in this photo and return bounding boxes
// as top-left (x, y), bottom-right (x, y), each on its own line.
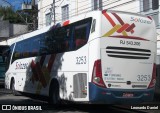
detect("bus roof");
top-left (10, 10), bottom-right (155, 43)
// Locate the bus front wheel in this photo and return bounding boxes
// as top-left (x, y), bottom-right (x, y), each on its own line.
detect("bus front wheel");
top-left (49, 80), bottom-right (60, 104)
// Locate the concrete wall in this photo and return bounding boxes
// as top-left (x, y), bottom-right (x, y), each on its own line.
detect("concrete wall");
top-left (0, 21), bottom-right (28, 39)
top-left (0, 21), bottom-right (28, 45)
top-left (11, 24), bottom-right (28, 36)
top-left (0, 21), bottom-right (10, 38)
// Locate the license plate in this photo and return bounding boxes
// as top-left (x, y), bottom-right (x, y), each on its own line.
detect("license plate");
top-left (123, 93), bottom-right (134, 97)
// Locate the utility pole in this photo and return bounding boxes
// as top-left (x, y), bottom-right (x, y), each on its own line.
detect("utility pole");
top-left (53, 0), bottom-right (56, 24)
top-left (31, 0), bottom-right (37, 30)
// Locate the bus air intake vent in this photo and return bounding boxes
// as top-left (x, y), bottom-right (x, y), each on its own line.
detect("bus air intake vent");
top-left (106, 46), bottom-right (151, 59)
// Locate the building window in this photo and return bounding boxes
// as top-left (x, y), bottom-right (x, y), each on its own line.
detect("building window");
top-left (152, 0), bottom-right (159, 10)
top-left (92, 0), bottom-right (103, 10)
top-left (143, 0), bottom-right (150, 11)
top-left (151, 13), bottom-right (159, 27)
top-left (45, 13), bottom-right (52, 26)
top-left (62, 5), bottom-right (69, 21)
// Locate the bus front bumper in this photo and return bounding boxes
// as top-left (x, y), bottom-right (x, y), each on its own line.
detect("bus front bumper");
top-left (89, 83), bottom-right (154, 104)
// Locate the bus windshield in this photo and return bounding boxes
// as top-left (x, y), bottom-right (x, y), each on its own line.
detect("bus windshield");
top-left (0, 56), bottom-right (6, 79)
top-left (0, 46), bottom-right (10, 81)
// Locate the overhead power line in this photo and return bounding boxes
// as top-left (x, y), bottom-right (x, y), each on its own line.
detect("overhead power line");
top-left (38, 0), bottom-right (160, 29)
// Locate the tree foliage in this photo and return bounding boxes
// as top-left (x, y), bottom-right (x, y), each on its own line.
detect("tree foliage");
top-left (0, 6), bottom-right (31, 24)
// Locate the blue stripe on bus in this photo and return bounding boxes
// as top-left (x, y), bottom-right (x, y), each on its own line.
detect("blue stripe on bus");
top-left (89, 82), bottom-right (154, 104)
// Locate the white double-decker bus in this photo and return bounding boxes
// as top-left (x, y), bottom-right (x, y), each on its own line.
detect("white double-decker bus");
top-left (5, 10), bottom-right (156, 104)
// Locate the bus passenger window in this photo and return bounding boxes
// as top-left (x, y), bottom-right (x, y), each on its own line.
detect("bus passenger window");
top-left (74, 24), bottom-right (88, 49)
top-left (63, 28), bottom-right (70, 51)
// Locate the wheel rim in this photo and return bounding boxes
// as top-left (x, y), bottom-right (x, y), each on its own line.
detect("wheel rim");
top-left (52, 87), bottom-right (58, 104)
top-left (52, 93), bottom-right (56, 104)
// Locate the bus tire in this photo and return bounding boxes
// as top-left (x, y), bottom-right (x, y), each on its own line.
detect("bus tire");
top-left (49, 80), bottom-right (60, 104)
top-left (10, 78), bottom-right (19, 96)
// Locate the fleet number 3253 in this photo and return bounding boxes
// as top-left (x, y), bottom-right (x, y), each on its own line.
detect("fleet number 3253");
top-left (76, 56), bottom-right (86, 64)
top-left (137, 75), bottom-right (151, 81)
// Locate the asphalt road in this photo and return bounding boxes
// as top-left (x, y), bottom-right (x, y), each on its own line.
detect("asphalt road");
top-left (0, 87), bottom-right (160, 113)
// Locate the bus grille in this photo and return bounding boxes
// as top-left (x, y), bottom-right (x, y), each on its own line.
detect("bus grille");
top-left (106, 46), bottom-right (151, 59)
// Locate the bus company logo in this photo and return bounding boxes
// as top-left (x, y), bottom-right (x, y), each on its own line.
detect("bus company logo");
top-left (130, 17), bottom-right (152, 24)
top-left (102, 11), bottom-right (135, 37)
top-left (16, 62), bottom-right (29, 70)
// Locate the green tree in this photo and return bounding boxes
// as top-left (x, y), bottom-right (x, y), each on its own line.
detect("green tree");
top-left (0, 6), bottom-right (31, 24)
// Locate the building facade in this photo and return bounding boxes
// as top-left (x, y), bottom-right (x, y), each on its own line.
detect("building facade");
top-left (0, 20), bottom-right (28, 45)
top-left (37, 0), bottom-right (141, 29)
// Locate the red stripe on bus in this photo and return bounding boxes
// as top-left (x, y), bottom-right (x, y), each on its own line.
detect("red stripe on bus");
top-left (117, 24), bottom-right (130, 33)
top-left (63, 20), bottom-right (70, 26)
top-left (31, 60), bottom-right (39, 81)
top-left (40, 56), bottom-right (46, 66)
top-left (112, 13), bottom-right (135, 34)
top-left (125, 23), bottom-right (135, 33)
top-left (109, 35), bottom-right (149, 41)
top-left (31, 58), bottom-right (47, 87)
top-left (147, 16), bottom-right (152, 20)
top-left (36, 62), bottom-right (47, 87)
top-left (112, 13), bottom-right (124, 25)
top-left (48, 54), bottom-right (56, 72)
top-left (102, 11), bottom-right (116, 27)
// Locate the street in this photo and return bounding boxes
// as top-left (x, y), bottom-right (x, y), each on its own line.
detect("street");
top-left (0, 87), bottom-right (160, 113)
